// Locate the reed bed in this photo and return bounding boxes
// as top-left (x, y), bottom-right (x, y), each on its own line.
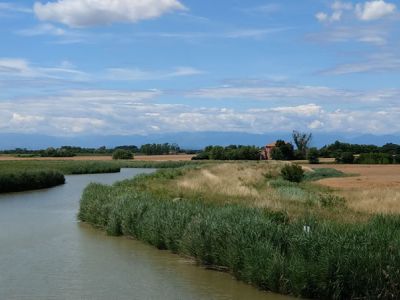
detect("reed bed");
top-left (0, 170), bottom-right (65, 193)
top-left (79, 172), bottom-right (400, 299)
top-left (0, 160), bottom-right (204, 175)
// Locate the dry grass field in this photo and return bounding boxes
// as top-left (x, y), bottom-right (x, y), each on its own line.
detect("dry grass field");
top-left (0, 154), bottom-right (194, 161)
top-left (312, 164), bottom-right (400, 215)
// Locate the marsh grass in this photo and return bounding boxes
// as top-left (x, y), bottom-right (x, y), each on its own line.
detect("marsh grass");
top-left (0, 160), bottom-right (203, 175)
top-left (0, 170), bottom-right (65, 193)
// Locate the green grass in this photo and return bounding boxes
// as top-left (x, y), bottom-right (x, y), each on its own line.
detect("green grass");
top-left (304, 168), bottom-right (348, 182)
top-left (0, 160), bottom-right (203, 175)
top-left (79, 170), bottom-right (400, 299)
top-left (0, 170), bottom-right (65, 193)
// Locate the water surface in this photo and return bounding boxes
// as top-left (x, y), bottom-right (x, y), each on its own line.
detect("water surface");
top-left (0, 168), bottom-right (293, 300)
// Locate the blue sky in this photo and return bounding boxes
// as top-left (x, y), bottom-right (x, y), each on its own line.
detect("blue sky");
top-left (0, 0), bottom-right (399, 137)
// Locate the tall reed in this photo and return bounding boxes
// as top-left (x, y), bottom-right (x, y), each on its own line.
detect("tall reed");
top-left (0, 170), bottom-right (65, 193)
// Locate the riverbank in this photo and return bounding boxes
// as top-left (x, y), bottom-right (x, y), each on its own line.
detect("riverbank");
top-left (79, 162), bottom-right (400, 299)
top-left (0, 160), bottom-right (202, 193)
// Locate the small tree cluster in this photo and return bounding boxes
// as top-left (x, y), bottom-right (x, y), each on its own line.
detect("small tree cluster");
top-left (192, 145), bottom-right (261, 160)
top-left (140, 143), bottom-right (180, 155)
top-left (307, 148), bottom-right (320, 164)
top-left (112, 149), bottom-right (134, 160)
top-left (271, 140), bottom-right (295, 160)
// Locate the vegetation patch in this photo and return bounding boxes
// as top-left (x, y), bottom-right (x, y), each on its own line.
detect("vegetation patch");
top-left (79, 167), bottom-right (400, 299)
top-left (112, 149), bottom-right (134, 160)
top-left (303, 168), bottom-right (347, 182)
top-left (0, 170), bottom-right (65, 193)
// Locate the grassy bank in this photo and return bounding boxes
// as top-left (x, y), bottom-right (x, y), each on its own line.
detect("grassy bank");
top-left (0, 170), bottom-right (65, 193)
top-left (79, 163), bottom-right (400, 298)
top-left (0, 159), bottom-right (203, 193)
top-left (0, 160), bottom-right (202, 175)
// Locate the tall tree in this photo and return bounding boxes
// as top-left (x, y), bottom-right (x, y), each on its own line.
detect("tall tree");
top-left (292, 131), bottom-right (312, 159)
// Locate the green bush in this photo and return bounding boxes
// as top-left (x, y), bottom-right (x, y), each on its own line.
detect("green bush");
top-left (335, 152), bottom-right (354, 164)
top-left (112, 149), bottom-right (134, 160)
top-left (356, 153), bottom-right (393, 164)
top-left (307, 148), bottom-right (319, 164)
top-left (280, 164), bottom-right (304, 183)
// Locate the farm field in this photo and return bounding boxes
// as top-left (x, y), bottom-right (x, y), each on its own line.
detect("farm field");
top-left (312, 164), bottom-right (400, 215)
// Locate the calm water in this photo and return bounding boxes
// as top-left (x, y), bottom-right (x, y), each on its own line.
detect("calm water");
top-left (0, 169), bottom-right (293, 300)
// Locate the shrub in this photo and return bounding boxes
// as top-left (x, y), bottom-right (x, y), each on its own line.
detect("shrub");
top-left (112, 149), bottom-right (133, 160)
top-left (307, 148), bottom-right (319, 164)
top-left (280, 164), bottom-right (304, 183)
top-left (335, 152), bottom-right (354, 164)
top-left (356, 153), bottom-right (393, 164)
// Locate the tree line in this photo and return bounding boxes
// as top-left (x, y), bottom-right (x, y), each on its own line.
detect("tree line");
top-left (0, 143), bottom-right (183, 157)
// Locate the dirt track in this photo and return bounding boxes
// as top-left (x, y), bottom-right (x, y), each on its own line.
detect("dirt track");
top-left (0, 154), bottom-right (195, 162)
top-left (311, 164), bottom-right (400, 189)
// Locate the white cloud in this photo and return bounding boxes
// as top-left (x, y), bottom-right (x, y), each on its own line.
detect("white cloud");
top-left (106, 66), bottom-right (203, 81)
top-left (0, 58), bottom-right (89, 82)
top-left (316, 1), bottom-right (353, 23)
top-left (308, 120), bottom-right (324, 129)
top-left (355, 0), bottom-right (396, 21)
top-left (321, 52), bottom-right (400, 75)
top-left (308, 25), bottom-right (389, 45)
top-left (316, 12), bottom-right (329, 22)
top-left (1, 87), bottom-right (400, 135)
top-left (332, 1), bottom-right (353, 11)
top-left (34, 0), bottom-right (186, 27)
top-left (316, 0), bottom-right (396, 23)
top-left (270, 104), bottom-right (323, 116)
top-left (187, 85), bottom-right (357, 101)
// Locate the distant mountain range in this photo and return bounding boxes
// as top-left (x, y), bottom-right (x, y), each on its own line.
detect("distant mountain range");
top-left (0, 132), bottom-right (399, 150)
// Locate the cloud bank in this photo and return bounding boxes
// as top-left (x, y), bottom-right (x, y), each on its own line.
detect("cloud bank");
top-left (34, 0), bottom-right (186, 27)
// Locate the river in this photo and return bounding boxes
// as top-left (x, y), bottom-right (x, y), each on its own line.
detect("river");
top-left (0, 168), bottom-right (293, 300)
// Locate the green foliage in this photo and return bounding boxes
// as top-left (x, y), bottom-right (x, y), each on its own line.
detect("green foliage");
top-left (79, 172), bottom-right (400, 299)
top-left (0, 170), bottom-right (65, 193)
top-left (356, 153), bottom-right (393, 164)
top-left (139, 143), bottom-right (180, 155)
top-left (280, 164), bottom-right (304, 183)
top-left (335, 152), bottom-right (355, 164)
top-left (40, 147), bottom-right (76, 157)
top-left (303, 168), bottom-right (346, 182)
top-left (271, 147), bottom-right (285, 160)
top-left (292, 131), bottom-right (312, 159)
top-left (193, 145), bottom-right (260, 161)
top-left (210, 146), bottom-right (226, 160)
top-left (273, 140), bottom-right (295, 160)
top-left (112, 149), bottom-right (134, 160)
top-left (307, 148), bottom-right (319, 164)
top-left (319, 140), bottom-right (400, 158)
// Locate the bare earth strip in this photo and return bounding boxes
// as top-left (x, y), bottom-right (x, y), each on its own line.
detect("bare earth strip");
top-left (0, 154), bottom-right (195, 161)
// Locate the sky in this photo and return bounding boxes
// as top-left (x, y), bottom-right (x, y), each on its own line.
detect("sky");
top-left (0, 0), bottom-right (399, 138)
